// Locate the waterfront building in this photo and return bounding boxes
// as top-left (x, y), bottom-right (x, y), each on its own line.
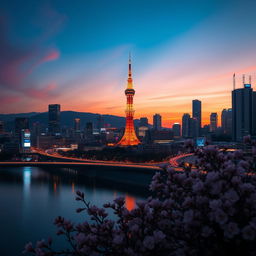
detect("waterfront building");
top-left (48, 104), bottom-right (61, 135)
top-left (15, 117), bottom-right (29, 137)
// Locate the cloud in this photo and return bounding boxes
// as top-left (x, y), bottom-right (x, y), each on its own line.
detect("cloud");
top-left (0, 15), bottom-right (60, 100)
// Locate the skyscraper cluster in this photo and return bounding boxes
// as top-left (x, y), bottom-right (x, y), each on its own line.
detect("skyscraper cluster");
top-left (232, 75), bottom-right (256, 141)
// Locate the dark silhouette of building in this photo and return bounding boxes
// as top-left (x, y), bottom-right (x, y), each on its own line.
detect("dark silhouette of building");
top-left (48, 104), bottom-right (61, 135)
top-left (74, 118), bottom-right (81, 132)
top-left (210, 113), bottom-right (218, 132)
top-left (153, 114), bottom-right (162, 131)
top-left (172, 123), bottom-right (181, 137)
top-left (232, 75), bottom-right (254, 141)
top-left (97, 114), bottom-right (104, 131)
top-left (221, 109), bottom-right (232, 135)
top-left (192, 99), bottom-right (201, 137)
top-left (189, 117), bottom-right (197, 138)
top-left (182, 113), bottom-right (190, 138)
top-left (15, 117), bottom-right (29, 137)
top-left (139, 117), bottom-right (148, 127)
top-left (0, 121), bottom-right (4, 134)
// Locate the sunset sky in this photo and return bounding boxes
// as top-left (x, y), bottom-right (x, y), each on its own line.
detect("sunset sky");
top-left (1, 0), bottom-right (256, 127)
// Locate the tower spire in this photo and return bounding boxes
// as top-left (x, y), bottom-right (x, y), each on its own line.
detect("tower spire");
top-left (233, 73), bottom-right (236, 90)
top-left (127, 53), bottom-right (133, 89)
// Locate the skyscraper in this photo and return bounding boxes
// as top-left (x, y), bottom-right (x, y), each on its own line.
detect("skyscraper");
top-left (172, 123), bottom-right (181, 137)
top-left (15, 117), bottom-right (29, 137)
top-left (117, 56), bottom-right (140, 146)
top-left (221, 109), bottom-right (232, 135)
top-left (48, 104), bottom-right (61, 135)
top-left (0, 121), bottom-right (4, 134)
top-left (210, 113), bottom-right (218, 132)
top-left (182, 113), bottom-right (190, 138)
top-left (192, 99), bottom-right (201, 137)
top-left (74, 118), bottom-right (81, 132)
top-left (232, 75), bottom-right (254, 141)
top-left (153, 114), bottom-right (162, 131)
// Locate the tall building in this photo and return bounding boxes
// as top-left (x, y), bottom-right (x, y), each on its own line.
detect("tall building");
top-left (15, 117), bottom-right (29, 137)
top-left (253, 92), bottom-right (256, 136)
top-left (221, 109), bottom-right (232, 135)
top-left (0, 121), bottom-right (4, 134)
top-left (97, 114), bottom-right (104, 131)
top-left (182, 113), bottom-right (190, 138)
top-left (74, 118), bottom-right (81, 132)
top-left (48, 104), bottom-right (61, 135)
top-left (117, 56), bottom-right (140, 146)
top-left (153, 114), bottom-right (162, 131)
top-left (210, 113), bottom-right (218, 132)
top-left (192, 99), bottom-right (201, 137)
top-left (232, 75), bottom-right (254, 141)
top-left (85, 122), bottom-right (93, 137)
top-left (139, 117), bottom-right (148, 127)
top-left (172, 123), bottom-right (181, 137)
top-left (189, 117), bottom-right (197, 138)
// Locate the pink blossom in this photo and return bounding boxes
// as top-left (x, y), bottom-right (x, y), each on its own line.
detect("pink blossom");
top-left (242, 225), bottom-right (255, 240)
top-left (224, 222), bottom-right (239, 238)
top-left (143, 236), bottom-right (155, 250)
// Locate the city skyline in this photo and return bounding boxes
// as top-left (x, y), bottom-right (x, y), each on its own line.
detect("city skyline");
top-left (1, 0), bottom-right (256, 127)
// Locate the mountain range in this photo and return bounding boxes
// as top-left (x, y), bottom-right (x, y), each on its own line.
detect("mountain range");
top-left (0, 111), bottom-right (141, 132)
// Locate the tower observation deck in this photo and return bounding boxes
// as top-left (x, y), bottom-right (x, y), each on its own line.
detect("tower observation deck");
top-left (116, 56), bottom-right (141, 146)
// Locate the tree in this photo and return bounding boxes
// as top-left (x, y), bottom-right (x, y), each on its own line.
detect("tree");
top-left (24, 137), bottom-right (256, 256)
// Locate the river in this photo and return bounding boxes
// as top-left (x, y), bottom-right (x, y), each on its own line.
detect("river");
top-left (0, 166), bottom-right (151, 256)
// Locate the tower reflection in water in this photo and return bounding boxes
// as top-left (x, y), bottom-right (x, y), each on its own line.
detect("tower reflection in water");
top-left (125, 195), bottom-right (135, 211)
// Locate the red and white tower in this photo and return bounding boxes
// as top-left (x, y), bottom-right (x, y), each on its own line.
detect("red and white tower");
top-left (117, 56), bottom-right (140, 146)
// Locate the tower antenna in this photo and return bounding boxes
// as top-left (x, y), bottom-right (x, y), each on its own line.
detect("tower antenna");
top-left (233, 73), bottom-right (236, 90)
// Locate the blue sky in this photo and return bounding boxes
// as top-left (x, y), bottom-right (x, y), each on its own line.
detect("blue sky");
top-left (1, 0), bottom-right (256, 126)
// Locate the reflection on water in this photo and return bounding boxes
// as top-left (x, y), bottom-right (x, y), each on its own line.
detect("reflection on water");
top-left (0, 166), bottom-right (146, 256)
top-left (125, 195), bottom-right (136, 211)
top-left (23, 167), bottom-right (31, 197)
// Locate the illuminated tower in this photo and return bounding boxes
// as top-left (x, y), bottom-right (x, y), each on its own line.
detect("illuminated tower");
top-left (117, 56), bottom-right (140, 146)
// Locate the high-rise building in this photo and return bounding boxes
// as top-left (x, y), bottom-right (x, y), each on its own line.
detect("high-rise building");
top-left (74, 118), bottom-right (81, 132)
top-left (139, 117), bottom-right (148, 127)
top-left (189, 117), bottom-right (197, 138)
top-left (0, 121), bottom-right (4, 134)
top-left (192, 99), bottom-right (201, 137)
top-left (182, 113), bottom-right (190, 138)
top-left (253, 92), bottom-right (256, 136)
top-left (172, 123), bottom-right (181, 137)
top-left (97, 115), bottom-right (104, 131)
top-left (15, 117), bottom-right (29, 137)
top-left (153, 114), bottom-right (162, 131)
top-left (210, 113), bottom-right (218, 132)
top-left (117, 56), bottom-right (140, 146)
top-left (232, 75), bottom-right (254, 141)
top-left (85, 122), bottom-right (93, 137)
top-left (221, 109), bottom-right (232, 135)
top-left (48, 104), bottom-right (61, 135)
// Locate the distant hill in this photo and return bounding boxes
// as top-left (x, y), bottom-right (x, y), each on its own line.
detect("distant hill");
top-left (0, 111), bottom-right (140, 131)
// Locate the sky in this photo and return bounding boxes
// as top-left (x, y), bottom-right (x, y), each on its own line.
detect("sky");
top-left (1, 0), bottom-right (256, 127)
